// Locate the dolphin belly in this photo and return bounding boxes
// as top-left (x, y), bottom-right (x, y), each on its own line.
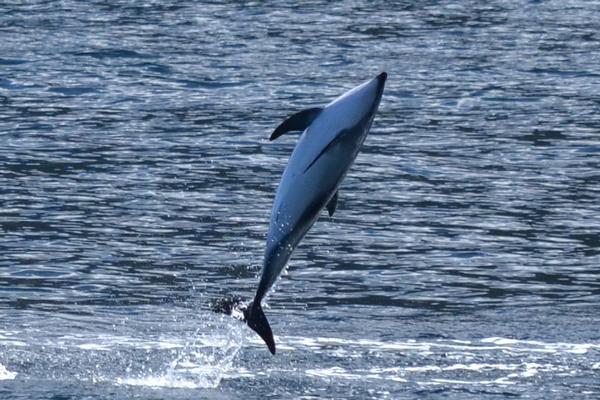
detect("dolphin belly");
top-left (259, 152), bottom-right (343, 295)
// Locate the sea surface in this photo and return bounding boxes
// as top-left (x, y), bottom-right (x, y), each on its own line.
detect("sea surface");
top-left (1, 1), bottom-right (600, 399)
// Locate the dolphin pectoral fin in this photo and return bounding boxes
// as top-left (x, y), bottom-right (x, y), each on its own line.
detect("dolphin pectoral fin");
top-left (270, 107), bottom-right (322, 141)
top-left (326, 190), bottom-right (338, 217)
top-left (243, 301), bottom-right (276, 354)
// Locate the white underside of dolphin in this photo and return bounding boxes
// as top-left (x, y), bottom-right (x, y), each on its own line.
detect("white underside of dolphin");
top-left (243, 72), bottom-right (387, 354)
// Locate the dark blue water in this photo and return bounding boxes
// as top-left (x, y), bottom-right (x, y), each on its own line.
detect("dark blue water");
top-left (1, 1), bottom-right (600, 398)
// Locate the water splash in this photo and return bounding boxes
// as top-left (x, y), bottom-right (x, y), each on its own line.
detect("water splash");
top-left (115, 324), bottom-right (244, 389)
top-left (0, 363), bottom-right (17, 380)
top-left (0, 307), bottom-right (246, 389)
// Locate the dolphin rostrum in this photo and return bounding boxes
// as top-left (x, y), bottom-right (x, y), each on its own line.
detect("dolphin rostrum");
top-left (243, 72), bottom-right (387, 354)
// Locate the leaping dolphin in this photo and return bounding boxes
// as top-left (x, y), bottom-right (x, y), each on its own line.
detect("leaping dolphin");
top-left (243, 72), bottom-right (387, 354)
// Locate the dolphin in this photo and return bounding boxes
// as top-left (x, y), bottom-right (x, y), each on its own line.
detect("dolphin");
top-left (243, 72), bottom-right (387, 354)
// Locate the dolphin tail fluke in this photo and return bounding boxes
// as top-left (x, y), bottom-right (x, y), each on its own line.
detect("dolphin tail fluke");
top-left (243, 301), bottom-right (276, 355)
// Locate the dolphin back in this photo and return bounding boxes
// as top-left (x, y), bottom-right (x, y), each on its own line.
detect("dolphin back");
top-left (243, 301), bottom-right (276, 354)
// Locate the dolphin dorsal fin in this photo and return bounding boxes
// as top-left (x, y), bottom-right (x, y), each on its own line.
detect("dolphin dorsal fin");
top-left (326, 190), bottom-right (339, 217)
top-left (269, 107), bottom-right (322, 141)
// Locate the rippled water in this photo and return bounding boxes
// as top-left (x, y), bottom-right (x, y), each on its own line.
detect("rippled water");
top-left (1, 1), bottom-right (600, 399)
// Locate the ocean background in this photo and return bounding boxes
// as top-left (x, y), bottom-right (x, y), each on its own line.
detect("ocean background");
top-left (1, 1), bottom-right (599, 399)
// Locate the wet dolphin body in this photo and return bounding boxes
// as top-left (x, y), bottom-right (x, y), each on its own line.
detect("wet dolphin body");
top-left (243, 72), bottom-right (387, 354)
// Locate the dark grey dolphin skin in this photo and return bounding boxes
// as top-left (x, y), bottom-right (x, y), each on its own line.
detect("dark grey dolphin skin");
top-left (244, 73), bottom-right (387, 354)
